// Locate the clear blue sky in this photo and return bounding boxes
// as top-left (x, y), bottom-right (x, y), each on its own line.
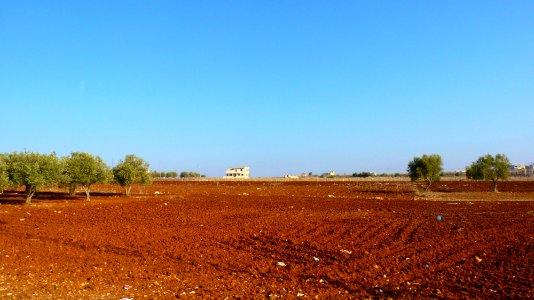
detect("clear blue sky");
top-left (1, 1), bottom-right (533, 177)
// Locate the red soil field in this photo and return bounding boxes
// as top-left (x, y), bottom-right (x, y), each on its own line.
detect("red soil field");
top-left (0, 180), bottom-right (532, 299)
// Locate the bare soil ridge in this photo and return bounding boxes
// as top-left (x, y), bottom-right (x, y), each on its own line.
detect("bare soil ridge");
top-left (0, 180), bottom-right (532, 298)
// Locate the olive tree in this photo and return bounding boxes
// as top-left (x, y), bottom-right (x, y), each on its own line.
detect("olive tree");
top-left (6, 152), bottom-right (62, 204)
top-left (466, 154), bottom-right (510, 192)
top-left (57, 156), bottom-right (78, 196)
top-left (0, 154), bottom-right (10, 194)
top-left (113, 154), bottom-right (151, 196)
top-left (407, 154), bottom-right (443, 192)
top-left (180, 171), bottom-right (203, 178)
top-left (64, 152), bottom-right (110, 201)
top-left (150, 171), bottom-right (163, 178)
top-left (166, 171), bottom-right (178, 178)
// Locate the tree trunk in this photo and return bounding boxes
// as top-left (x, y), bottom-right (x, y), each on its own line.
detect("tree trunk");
top-left (25, 190), bottom-right (35, 205)
top-left (125, 185), bottom-right (132, 197)
top-left (424, 179), bottom-right (432, 192)
top-left (69, 184), bottom-right (77, 197)
top-left (25, 185), bottom-right (35, 205)
top-left (82, 186), bottom-right (91, 201)
top-left (493, 180), bottom-right (498, 193)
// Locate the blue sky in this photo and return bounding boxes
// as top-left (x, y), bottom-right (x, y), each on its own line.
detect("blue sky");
top-left (1, 1), bottom-right (533, 177)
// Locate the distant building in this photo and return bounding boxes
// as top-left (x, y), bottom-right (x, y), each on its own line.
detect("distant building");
top-left (510, 164), bottom-right (527, 176)
top-left (510, 164), bottom-right (526, 170)
top-left (224, 167), bottom-right (250, 178)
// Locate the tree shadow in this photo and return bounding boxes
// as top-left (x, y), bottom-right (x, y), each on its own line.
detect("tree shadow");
top-left (0, 191), bottom-right (27, 205)
top-left (0, 190), bottom-right (122, 205)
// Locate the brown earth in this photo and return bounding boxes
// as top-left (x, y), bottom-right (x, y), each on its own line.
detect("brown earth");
top-left (0, 180), bottom-right (532, 299)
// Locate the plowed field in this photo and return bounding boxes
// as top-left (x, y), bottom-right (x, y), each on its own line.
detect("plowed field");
top-left (0, 180), bottom-right (532, 299)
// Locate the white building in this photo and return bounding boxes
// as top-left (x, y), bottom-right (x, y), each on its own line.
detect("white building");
top-left (510, 164), bottom-right (526, 170)
top-left (510, 164), bottom-right (527, 176)
top-left (224, 167), bottom-right (250, 178)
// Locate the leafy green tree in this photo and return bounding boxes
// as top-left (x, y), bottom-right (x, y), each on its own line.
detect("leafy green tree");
top-left (166, 171), bottom-right (178, 178)
top-left (407, 154), bottom-right (443, 192)
top-left (6, 152), bottom-right (62, 204)
top-left (57, 156), bottom-right (77, 196)
top-left (466, 154), bottom-right (510, 192)
top-left (352, 172), bottom-right (375, 178)
top-left (64, 152), bottom-right (110, 201)
top-left (113, 154), bottom-right (152, 196)
top-left (0, 154), bottom-right (10, 194)
top-left (180, 171), bottom-right (203, 178)
top-left (150, 171), bottom-right (163, 178)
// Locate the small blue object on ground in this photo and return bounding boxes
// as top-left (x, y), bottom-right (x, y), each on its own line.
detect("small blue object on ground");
top-left (437, 215), bottom-right (443, 221)
top-left (426, 264), bottom-right (430, 269)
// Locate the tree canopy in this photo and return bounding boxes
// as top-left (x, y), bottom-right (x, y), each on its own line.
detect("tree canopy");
top-left (6, 152), bottom-right (62, 204)
top-left (466, 154), bottom-right (510, 192)
top-left (180, 171), bottom-right (204, 178)
top-left (166, 171), bottom-right (178, 178)
top-left (407, 154), bottom-right (443, 192)
top-left (0, 154), bottom-right (10, 193)
top-left (352, 172), bottom-right (375, 178)
top-left (151, 171), bottom-right (178, 178)
top-left (113, 154), bottom-right (152, 196)
top-left (64, 152), bottom-right (110, 201)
